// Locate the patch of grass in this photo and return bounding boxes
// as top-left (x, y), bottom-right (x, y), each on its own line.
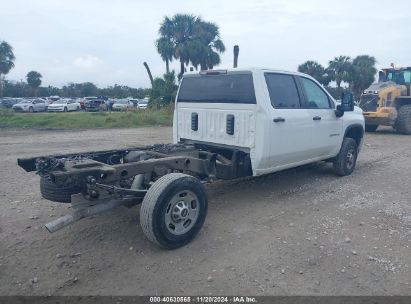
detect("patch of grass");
top-left (0, 107), bottom-right (173, 129)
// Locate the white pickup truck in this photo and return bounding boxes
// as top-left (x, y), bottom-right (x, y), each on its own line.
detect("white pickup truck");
top-left (18, 68), bottom-right (364, 249)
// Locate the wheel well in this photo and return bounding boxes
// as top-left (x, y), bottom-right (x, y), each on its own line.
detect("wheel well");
top-left (395, 97), bottom-right (411, 109)
top-left (344, 125), bottom-right (363, 146)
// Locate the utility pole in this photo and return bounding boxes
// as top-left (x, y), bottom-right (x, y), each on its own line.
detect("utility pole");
top-left (233, 45), bottom-right (239, 68)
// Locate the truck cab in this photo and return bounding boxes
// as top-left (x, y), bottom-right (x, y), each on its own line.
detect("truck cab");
top-left (174, 68), bottom-right (364, 177)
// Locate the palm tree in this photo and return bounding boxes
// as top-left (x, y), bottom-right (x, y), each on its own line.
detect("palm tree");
top-left (328, 56), bottom-right (352, 89)
top-left (156, 17), bottom-right (174, 73)
top-left (0, 40), bottom-right (16, 98)
top-left (351, 55), bottom-right (377, 98)
top-left (155, 14), bottom-right (226, 78)
top-left (298, 61), bottom-right (328, 85)
top-left (189, 20), bottom-right (225, 70)
top-left (26, 71), bottom-right (42, 97)
top-left (169, 14), bottom-right (197, 78)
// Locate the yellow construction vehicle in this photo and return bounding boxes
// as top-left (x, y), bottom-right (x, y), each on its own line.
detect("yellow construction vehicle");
top-left (359, 66), bottom-right (411, 134)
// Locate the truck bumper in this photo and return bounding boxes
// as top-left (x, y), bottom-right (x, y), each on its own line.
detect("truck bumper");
top-left (363, 107), bottom-right (397, 126)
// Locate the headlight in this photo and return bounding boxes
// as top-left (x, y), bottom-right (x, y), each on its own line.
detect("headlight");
top-left (374, 90), bottom-right (378, 94)
top-left (363, 90), bottom-right (367, 94)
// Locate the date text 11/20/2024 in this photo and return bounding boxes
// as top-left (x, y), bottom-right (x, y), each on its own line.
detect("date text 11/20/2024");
top-left (149, 296), bottom-right (257, 303)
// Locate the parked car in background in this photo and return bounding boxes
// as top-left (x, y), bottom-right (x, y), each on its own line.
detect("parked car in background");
top-left (85, 98), bottom-right (107, 111)
top-left (137, 98), bottom-right (148, 109)
top-left (47, 99), bottom-right (81, 112)
top-left (112, 99), bottom-right (134, 111)
top-left (0, 98), bottom-right (22, 108)
top-left (12, 99), bottom-right (48, 112)
top-left (46, 96), bottom-right (60, 105)
top-left (128, 99), bottom-right (139, 107)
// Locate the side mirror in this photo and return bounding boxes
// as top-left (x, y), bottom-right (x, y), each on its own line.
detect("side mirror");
top-left (335, 92), bottom-right (355, 117)
top-left (341, 92), bottom-right (354, 111)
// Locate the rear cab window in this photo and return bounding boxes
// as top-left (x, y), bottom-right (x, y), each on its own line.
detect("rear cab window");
top-left (264, 73), bottom-right (301, 108)
top-left (177, 73), bottom-right (256, 104)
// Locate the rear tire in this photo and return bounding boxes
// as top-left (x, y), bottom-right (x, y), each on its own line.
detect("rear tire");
top-left (365, 124), bottom-right (378, 132)
top-left (64, 107), bottom-right (68, 112)
top-left (395, 105), bottom-right (411, 135)
top-left (333, 138), bottom-right (358, 176)
top-left (140, 173), bottom-right (208, 249)
top-left (40, 176), bottom-right (82, 203)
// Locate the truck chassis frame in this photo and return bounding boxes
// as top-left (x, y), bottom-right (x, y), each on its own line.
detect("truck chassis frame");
top-left (17, 143), bottom-right (252, 245)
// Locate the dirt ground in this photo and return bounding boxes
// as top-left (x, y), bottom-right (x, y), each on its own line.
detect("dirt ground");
top-left (0, 126), bottom-right (410, 296)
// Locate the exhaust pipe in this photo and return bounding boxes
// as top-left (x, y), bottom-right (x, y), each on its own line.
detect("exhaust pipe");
top-left (45, 199), bottom-right (124, 233)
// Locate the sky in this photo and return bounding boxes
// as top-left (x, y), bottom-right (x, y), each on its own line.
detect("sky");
top-left (1, 0), bottom-right (410, 88)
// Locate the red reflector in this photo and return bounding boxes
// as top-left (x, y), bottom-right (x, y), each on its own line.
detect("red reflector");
top-left (199, 69), bottom-right (227, 75)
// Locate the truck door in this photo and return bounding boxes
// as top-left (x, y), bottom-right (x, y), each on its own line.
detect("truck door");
top-left (298, 76), bottom-right (342, 157)
top-left (264, 73), bottom-right (315, 168)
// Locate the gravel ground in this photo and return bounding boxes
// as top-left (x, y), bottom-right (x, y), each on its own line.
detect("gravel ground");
top-left (0, 126), bottom-right (410, 296)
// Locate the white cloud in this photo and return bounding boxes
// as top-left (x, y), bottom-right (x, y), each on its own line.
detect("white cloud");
top-left (72, 55), bottom-right (102, 69)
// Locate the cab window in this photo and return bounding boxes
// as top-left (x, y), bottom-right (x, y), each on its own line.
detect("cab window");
top-left (264, 73), bottom-right (301, 108)
top-left (300, 77), bottom-right (331, 109)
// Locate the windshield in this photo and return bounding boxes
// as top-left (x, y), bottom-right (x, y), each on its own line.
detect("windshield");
top-left (115, 100), bottom-right (128, 104)
top-left (386, 70), bottom-right (411, 85)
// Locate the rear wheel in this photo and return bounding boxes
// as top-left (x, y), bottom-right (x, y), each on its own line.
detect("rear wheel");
top-left (40, 175), bottom-right (82, 203)
top-left (333, 138), bottom-right (358, 176)
top-left (63, 107), bottom-right (68, 112)
top-left (140, 173), bottom-right (208, 249)
top-left (395, 105), bottom-right (411, 135)
top-left (365, 124), bottom-right (378, 132)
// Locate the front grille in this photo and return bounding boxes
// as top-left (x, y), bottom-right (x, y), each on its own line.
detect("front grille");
top-left (359, 95), bottom-right (378, 112)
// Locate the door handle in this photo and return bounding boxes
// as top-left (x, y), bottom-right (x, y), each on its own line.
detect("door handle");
top-left (313, 116), bottom-right (322, 121)
top-left (273, 117), bottom-right (286, 123)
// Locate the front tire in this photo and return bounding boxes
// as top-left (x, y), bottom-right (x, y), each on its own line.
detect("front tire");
top-left (140, 173), bottom-right (208, 249)
top-left (333, 138), bottom-right (358, 176)
top-left (365, 124), bottom-right (378, 132)
top-left (395, 105), bottom-right (411, 135)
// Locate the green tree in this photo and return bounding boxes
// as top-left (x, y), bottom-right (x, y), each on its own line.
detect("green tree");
top-left (26, 71), bottom-right (42, 96)
top-left (156, 17), bottom-right (175, 74)
top-left (149, 71), bottom-right (178, 109)
top-left (156, 14), bottom-right (225, 78)
top-left (189, 20), bottom-right (225, 70)
top-left (351, 55), bottom-right (377, 98)
top-left (298, 61), bottom-right (329, 86)
top-left (0, 40), bottom-right (16, 97)
top-left (328, 56), bottom-right (352, 89)
top-left (80, 82), bottom-right (98, 97)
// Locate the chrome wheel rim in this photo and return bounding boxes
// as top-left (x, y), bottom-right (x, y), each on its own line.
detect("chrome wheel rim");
top-left (346, 148), bottom-right (356, 170)
top-left (165, 190), bottom-right (199, 235)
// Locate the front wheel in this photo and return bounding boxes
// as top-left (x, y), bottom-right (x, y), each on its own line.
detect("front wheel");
top-left (140, 173), bottom-right (208, 249)
top-left (395, 105), bottom-right (411, 135)
top-left (333, 138), bottom-right (358, 176)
